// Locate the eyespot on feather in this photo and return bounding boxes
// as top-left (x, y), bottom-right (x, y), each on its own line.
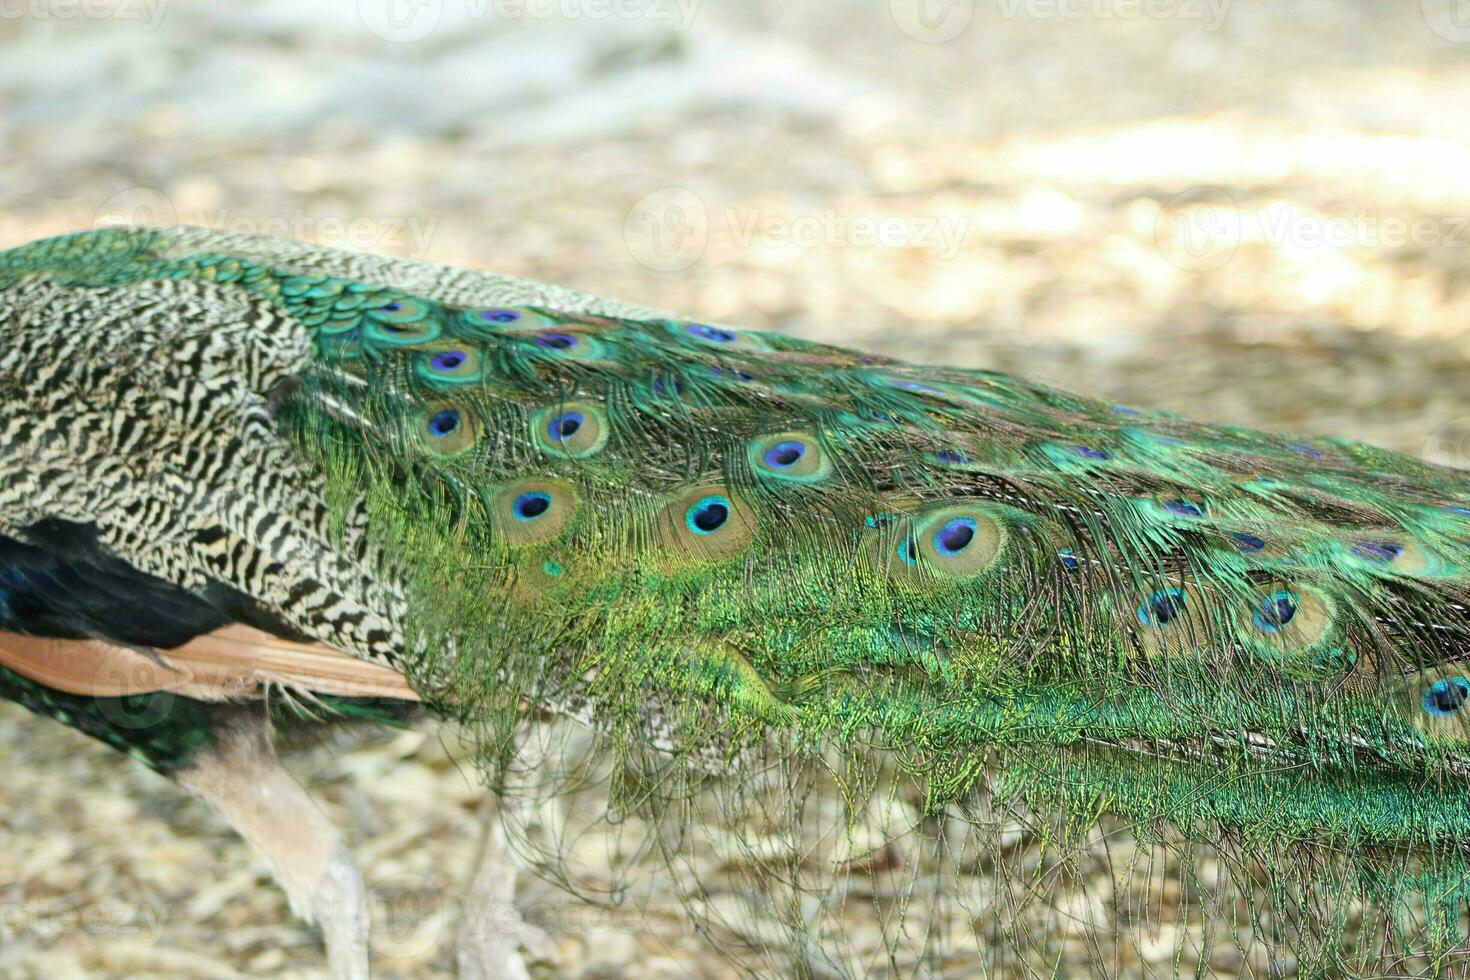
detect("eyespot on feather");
top-left (1152, 494), bottom-right (1210, 519)
top-left (1235, 583), bottom-right (1348, 677)
top-left (530, 401), bottom-right (609, 458)
top-left (416, 404), bottom-right (479, 456)
top-left (414, 344), bottom-right (485, 385)
top-left (365, 297), bottom-right (441, 344)
top-left (490, 478), bottom-right (579, 546)
top-left (748, 432), bottom-right (832, 482)
top-left (458, 306), bottom-right (561, 334)
top-left (672, 321), bottom-right (769, 351)
top-left (915, 505), bottom-right (1007, 579)
top-left (1342, 534), bottom-right (1455, 578)
top-left (1130, 583), bottom-right (1214, 657)
top-left (864, 502), bottom-right (1007, 582)
top-left (654, 485), bottom-right (758, 562)
top-left (1398, 668), bottom-right (1470, 743)
top-left (522, 330), bottom-right (610, 361)
top-left (366, 296), bottom-right (431, 324)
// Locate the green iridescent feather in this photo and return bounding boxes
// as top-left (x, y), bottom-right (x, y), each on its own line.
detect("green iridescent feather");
top-left (8, 227), bottom-right (1470, 975)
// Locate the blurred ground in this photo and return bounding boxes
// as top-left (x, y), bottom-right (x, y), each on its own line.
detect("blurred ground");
top-left (3, 0), bottom-right (1470, 976)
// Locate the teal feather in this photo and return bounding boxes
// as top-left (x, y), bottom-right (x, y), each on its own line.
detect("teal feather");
top-left (9, 227), bottom-right (1470, 974)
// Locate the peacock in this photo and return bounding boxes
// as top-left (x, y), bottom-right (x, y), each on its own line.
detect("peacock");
top-left (5, 225), bottom-right (1470, 978)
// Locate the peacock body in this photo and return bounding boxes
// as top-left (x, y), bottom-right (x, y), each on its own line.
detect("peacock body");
top-left (4, 226), bottom-right (1470, 976)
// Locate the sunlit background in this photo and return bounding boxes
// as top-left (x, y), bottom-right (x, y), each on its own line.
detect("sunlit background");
top-left (4, 1), bottom-right (1470, 976)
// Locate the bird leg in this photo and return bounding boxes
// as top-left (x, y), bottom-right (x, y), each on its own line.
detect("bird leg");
top-left (173, 708), bottom-right (369, 980)
top-left (455, 725), bottom-right (556, 980)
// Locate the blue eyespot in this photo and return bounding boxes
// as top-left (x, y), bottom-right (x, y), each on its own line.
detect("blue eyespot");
top-left (1351, 541), bottom-right (1403, 564)
top-left (1138, 588), bottom-right (1187, 627)
top-left (686, 496), bottom-right (731, 534)
top-left (933, 517), bottom-right (977, 556)
top-left (512, 492), bottom-right (552, 521)
top-left (479, 309), bottom-right (521, 323)
top-left (430, 350), bottom-right (467, 371)
top-left (546, 412), bottom-right (584, 442)
top-left (379, 301), bottom-right (402, 313)
top-left (651, 379), bottom-right (686, 396)
top-left (889, 378), bottom-right (939, 394)
top-left (533, 332), bottom-right (579, 350)
top-left (936, 450), bottom-right (971, 464)
top-left (896, 534), bottom-right (920, 566)
top-left (1162, 499), bottom-right (1204, 517)
top-left (1110, 406), bottom-right (1142, 417)
top-left (427, 410), bottom-right (460, 437)
top-left (1423, 676), bottom-right (1470, 717)
top-left (1446, 505), bottom-right (1470, 516)
top-left (685, 323), bottom-right (738, 343)
top-left (708, 367), bottom-right (756, 383)
top-left (1232, 532), bottom-right (1267, 553)
top-left (763, 441), bottom-right (806, 469)
top-left (1059, 548), bottom-right (1080, 571)
top-left (1252, 590), bottom-right (1298, 632)
top-left (1286, 443), bottom-right (1327, 459)
top-left (1074, 445), bottom-right (1109, 460)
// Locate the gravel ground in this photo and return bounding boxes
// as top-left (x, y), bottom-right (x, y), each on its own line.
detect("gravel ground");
top-left (4, 1), bottom-right (1470, 976)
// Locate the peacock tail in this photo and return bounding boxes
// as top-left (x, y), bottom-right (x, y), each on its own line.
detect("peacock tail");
top-left (6, 226), bottom-right (1470, 975)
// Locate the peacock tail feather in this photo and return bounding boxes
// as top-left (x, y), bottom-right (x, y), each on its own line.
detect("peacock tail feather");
top-left (6, 226), bottom-right (1470, 975)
